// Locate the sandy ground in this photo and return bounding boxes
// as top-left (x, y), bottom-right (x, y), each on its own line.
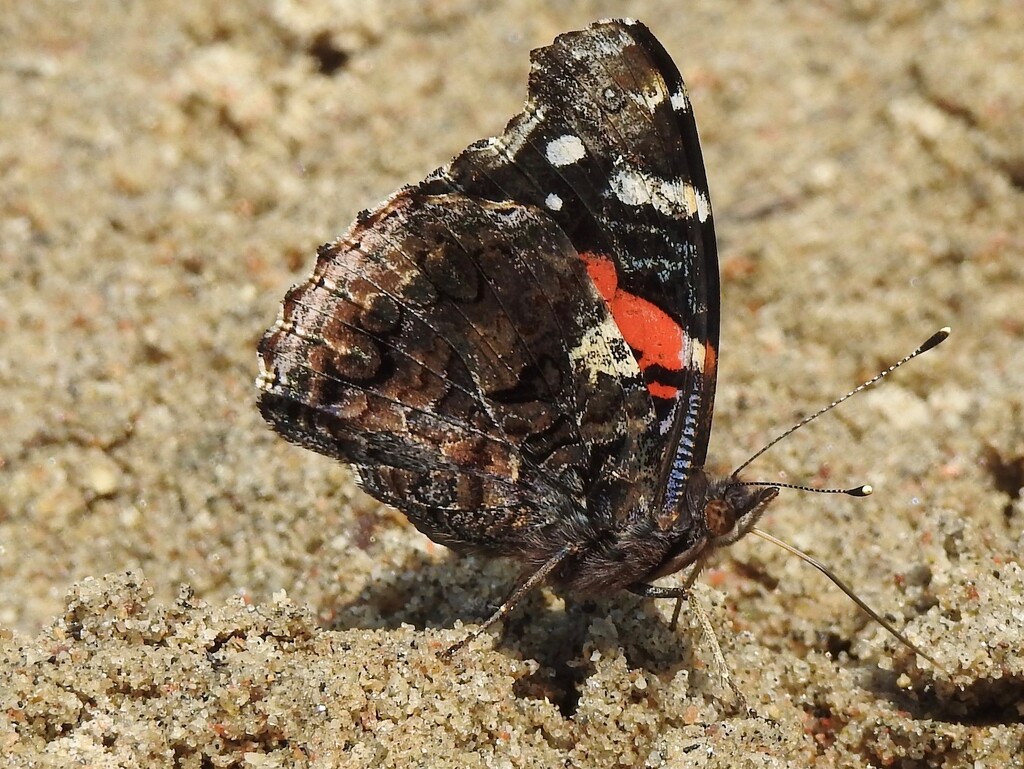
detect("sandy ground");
top-left (2, 0), bottom-right (1023, 766)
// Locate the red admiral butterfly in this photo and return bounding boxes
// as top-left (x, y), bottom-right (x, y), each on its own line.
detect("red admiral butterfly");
top-left (256, 19), bottom-right (947, 658)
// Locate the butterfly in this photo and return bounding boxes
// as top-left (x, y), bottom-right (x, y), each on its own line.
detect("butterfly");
top-left (257, 18), bottom-right (789, 649)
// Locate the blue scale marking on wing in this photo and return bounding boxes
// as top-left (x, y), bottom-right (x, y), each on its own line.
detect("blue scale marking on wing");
top-left (616, 22), bottom-right (720, 512)
top-left (663, 393), bottom-right (702, 506)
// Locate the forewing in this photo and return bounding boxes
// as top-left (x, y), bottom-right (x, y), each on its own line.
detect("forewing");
top-left (423, 19), bottom-right (720, 515)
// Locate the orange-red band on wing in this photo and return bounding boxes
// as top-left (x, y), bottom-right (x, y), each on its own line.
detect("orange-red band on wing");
top-left (580, 252), bottom-right (687, 399)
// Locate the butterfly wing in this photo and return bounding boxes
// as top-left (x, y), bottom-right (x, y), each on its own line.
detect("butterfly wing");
top-left (257, 188), bottom-right (650, 554)
top-left (427, 19), bottom-right (720, 517)
top-left (257, 19), bottom-right (719, 559)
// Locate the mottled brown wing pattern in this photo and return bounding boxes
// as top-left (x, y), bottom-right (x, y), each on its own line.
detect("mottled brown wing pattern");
top-left (257, 190), bottom-right (652, 555)
top-left (257, 18), bottom-right (755, 617)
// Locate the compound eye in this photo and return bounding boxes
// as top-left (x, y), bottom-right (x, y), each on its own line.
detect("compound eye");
top-left (704, 499), bottom-right (736, 538)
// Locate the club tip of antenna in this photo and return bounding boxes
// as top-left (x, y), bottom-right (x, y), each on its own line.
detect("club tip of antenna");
top-left (847, 484), bottom-right (873, 497)
top-left (920, 327), bottom-right (951, 353)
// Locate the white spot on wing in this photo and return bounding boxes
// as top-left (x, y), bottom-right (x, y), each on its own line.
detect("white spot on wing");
top-left (694, 189), bottom-right (711, 223)
top-left (689, 338), bottom-right (707, 373)
top-left (609, 169), bottom-right (650, 207)
top-left (570, 317), bottom-right (639, 384)
top-left (610, 168), bottom-right (710, 222)
top-left (545, 134), bottom-right (586, 167)
top-left (630, 86), bottom-right (666, 111)
top-left (670, 89), bottom-right (691, 112)
top-left (255, 356), bottom-right (273, 389)
top-left (545, 193), bottom-right (563, 211)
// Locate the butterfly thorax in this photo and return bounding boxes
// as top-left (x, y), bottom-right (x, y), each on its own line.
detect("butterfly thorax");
top-left (549, 470), bottom-right (778, 595)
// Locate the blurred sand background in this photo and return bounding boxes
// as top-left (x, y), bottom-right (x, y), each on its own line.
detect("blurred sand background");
top-left (2, 1), bottom-right (1023, 766)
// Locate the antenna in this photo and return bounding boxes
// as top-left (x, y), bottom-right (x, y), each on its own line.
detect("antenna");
top-left (750, 528), bottom-right (945, 670)
top-left (740, 480), bottom-right (872, 496)
top-left (732, 327), bottom-right (950, 478)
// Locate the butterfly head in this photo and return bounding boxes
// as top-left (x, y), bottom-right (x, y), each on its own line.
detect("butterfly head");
top-left (641, 472), bottom-right (778, 585)
top-left (699, 475), bottom-right (779, 548)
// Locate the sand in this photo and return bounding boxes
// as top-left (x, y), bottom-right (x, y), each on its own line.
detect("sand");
top-left (2, 1), bottom-right (1023, 766)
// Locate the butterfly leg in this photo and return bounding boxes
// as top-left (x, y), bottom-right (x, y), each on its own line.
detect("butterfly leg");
top-left (441, 544), bottom-right (579, 659)
top-left (628, 582), bottom-right (690, 630)
top-left (629, 554), bottom-right (707, 629)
